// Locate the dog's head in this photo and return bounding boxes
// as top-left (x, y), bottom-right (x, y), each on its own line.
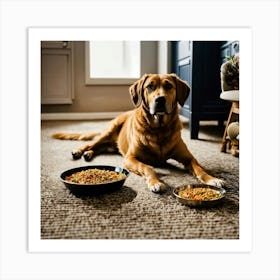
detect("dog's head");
top-left (129, 73), bottom-right (190, 116)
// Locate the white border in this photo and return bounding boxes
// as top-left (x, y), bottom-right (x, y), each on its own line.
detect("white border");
top-left (1, 1), bottom-right (279, 279)
top-left (28, 27), bottom-right (252, 253)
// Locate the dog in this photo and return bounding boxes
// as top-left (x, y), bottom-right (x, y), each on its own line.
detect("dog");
top-left (53, 73), bottom-right (224, 192)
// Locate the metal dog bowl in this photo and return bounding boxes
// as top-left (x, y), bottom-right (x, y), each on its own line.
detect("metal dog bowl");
top-left (173, 184), bottom-right (226, 207)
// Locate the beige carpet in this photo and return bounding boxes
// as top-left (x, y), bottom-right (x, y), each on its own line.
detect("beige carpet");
top-left (41, 119), bottom-right (239, 239)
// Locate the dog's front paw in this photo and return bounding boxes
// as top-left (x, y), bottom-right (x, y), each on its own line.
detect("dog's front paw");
top-left (72, 149), bottom-right (83, 160)
top-left (206, 178), bottom-right (225, 187)
top-left (83, 150), bottom-right (94, 161)
top-left (148, 181), bottom-right (166, 193)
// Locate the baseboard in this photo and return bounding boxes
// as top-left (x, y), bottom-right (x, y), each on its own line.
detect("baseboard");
top-left (41, 112), bottom-right (190, 123)
top-left (41, 112), bottom-right (124, 121)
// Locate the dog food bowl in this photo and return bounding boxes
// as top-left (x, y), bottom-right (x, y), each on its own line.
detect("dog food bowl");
top-left (60, 165), bottom-right (129, 196)
top-left (173, 184), bottom-right (226, 207)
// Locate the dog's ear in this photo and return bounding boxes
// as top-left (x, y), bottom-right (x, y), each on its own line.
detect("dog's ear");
top-left (170, 73), bottom-right (190, 107)
top-left (129, 74), bottom-right (150, 107)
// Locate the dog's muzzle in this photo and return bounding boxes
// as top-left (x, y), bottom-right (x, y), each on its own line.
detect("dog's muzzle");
top-left (150, 96), bottom-right (167, 115)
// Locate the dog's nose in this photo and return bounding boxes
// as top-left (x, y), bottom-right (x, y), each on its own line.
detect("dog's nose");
top-left (155, 96), bottom-right (166, 106)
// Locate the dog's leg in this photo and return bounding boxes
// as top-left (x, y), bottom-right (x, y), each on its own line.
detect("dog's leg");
top-left (71, 113), bottom-right (129, 161)
top-left (72, 141), bottom-right (111, 161)
top-left (71, 130), bottom-right (117, 161)
top-left (72, 133), bottom-right (118, 161)
top-left (123, 155), bottom-right (165, 193)
top-left (71, 140), bottom-right (98, 160)
top-left (171, 140), bottom-right (225, 187)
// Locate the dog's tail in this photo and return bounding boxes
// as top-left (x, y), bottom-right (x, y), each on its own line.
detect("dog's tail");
top-left (52, 132), bottom-right (100, 141)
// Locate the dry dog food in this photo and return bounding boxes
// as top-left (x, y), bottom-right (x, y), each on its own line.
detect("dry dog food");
top-left (178, 187), bottom-right (223, 201)
top-left (65, 169), bottom-right (126, 184)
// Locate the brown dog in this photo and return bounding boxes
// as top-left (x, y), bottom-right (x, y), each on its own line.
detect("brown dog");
top-left (53, 73), bottom-right (224, 192)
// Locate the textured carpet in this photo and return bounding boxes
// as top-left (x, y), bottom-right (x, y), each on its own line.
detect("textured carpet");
top-left (41, 118), bottom-right (239, 239)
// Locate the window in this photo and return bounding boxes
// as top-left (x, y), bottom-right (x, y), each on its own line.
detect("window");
top-left (85, 41), bottom-right (140, 85)
top-left (85, 41), bottom-right (159, 85)
top-left (90, 41), bottom-right (140, 78)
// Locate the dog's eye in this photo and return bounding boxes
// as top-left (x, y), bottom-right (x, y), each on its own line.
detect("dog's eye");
top-left (147, 83), bottom-right (155, 91)
top-left (163, 82), bottom-right (173, 90)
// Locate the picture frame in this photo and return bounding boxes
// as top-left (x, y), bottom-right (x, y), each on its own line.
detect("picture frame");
top-left (1, 1), bottom-right (279, 279)
top-left (29, 27), bottom-right (252, 253)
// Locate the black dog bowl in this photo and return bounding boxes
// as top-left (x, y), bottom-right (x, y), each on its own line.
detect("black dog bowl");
top-left (60, 165), bottom-right (129, 196)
